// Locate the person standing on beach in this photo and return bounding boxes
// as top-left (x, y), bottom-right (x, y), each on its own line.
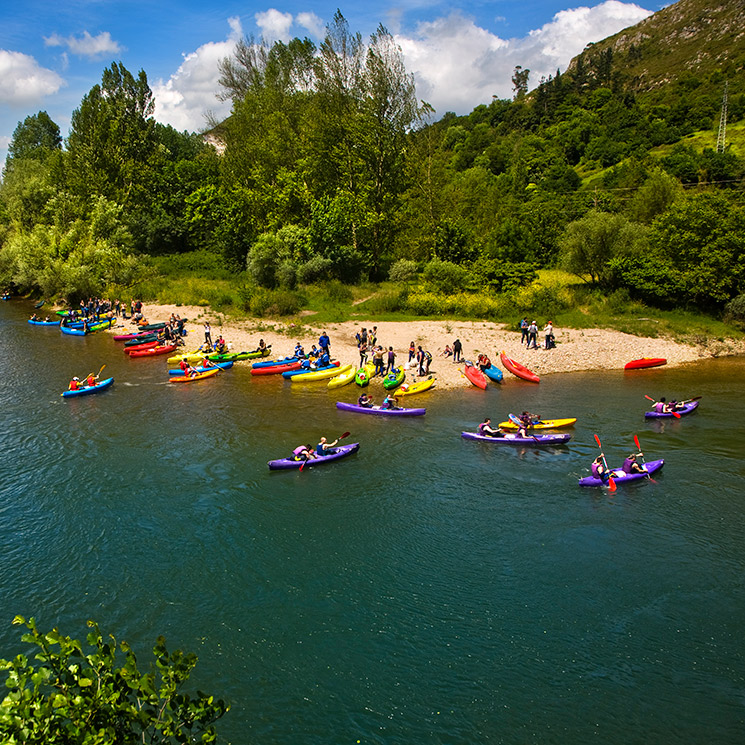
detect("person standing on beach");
top-left (386, 346), bottom-right (396, 374)
top-left (527, 321), bottom-right (538, 349)
top-left (544, 321), bottom-right (555, 349)
top-left (453, 339), bottom-right (462, 362)
top-left (520, 318), bottom-right (529, 345)
top-left (204, 321), bottom-right (212, 348)
top-left (319, 331), bottom-right (330, 357)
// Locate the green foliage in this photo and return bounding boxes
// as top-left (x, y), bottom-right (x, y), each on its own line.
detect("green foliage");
top-left (405, 289), bottom-right (509, 319)
top-left (469, 258), bottom-right (537, 292)
top-left (6, 112), bottom-right (61, 171)
top-left (325, 279), bottom-right (353, 303)
top-left (724, 294), bottom-right (745, 327)
top-left (421, 258), bottom-right (471, 293)
top-left (388, 259), bottom-right (418, 283)
top-left (296, 255), bottom-right (333, 284)
top-left (0, 615), bottom-right (228, 744)
top-left (247, 287), bottom-right (305, 316)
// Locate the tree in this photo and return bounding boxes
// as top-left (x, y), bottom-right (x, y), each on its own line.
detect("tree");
top-left (512, 66), bottom-right (530, 100)
top-left (559, 210), bottom-right (645, 287)
top-left (5, 112), bottom-right (61, 172)
top-left (0, 616), bottom-right (229, 743)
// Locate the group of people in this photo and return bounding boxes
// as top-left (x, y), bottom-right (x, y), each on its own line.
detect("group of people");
top-left (68, 370), bottom-right (102, 391)
top-left (292, 436), bottom-right (340, 462)
top-left (651, 397), bottom-right (685, 413)
top-left (355, 327), bottom-right (432, 378)
top-left (519, 318), bottom-right (556, 350)
top-left (592, 452), bottom-right (646, 480)
top-left (477, 411), bottom-right (540, 439)
top-left (356, 392), bottom-right (400, 410)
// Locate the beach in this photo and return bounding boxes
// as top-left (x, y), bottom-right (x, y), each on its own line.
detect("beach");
top-left (118, 303), bottom-right (744, 389)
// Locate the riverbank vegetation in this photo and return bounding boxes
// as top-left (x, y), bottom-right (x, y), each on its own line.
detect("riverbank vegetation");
top-left (0, 7), bottom-right (744, 341)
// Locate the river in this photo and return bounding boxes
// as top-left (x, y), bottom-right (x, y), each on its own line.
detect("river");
top-left (1, 300), bottom-right (743, 744)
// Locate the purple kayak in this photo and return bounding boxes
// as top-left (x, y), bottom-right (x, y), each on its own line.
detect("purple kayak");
top-left (578, 458), bottom-right (664, 487)
top-left (268, 442), bottom-right (360, 470)
top-left (644, 401), bottom-right (699, 418)
top-left (336, 402), bottom-right (425, 416)
top-left (461, 431), bottom-right (571, 445)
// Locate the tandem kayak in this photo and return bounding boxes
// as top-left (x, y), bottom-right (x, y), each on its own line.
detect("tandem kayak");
top-left (578, 458), bottom-right (664, 487)
top-left (498, 417), bottom-right (577, 430)
top-left (336, 401), bottom-right (426, 416)
top-left (60, 319), bottom-right (114, 336)
top-left (463, 362), bottom-right (487, 390)
top-left (461, 431), bottom-right (571, 445)
top-left (268, 442), bottom-right (360, 470)
top-left (383, 367), bottom-right (405, 390)
top-left (292, 363), bottom-right (352, 383)
top-left (252, 355), bottom-right (301, 369)
top-left (500, 351), bottom-right (540, 383)
top-left (167, 362), bottom-right (233, 375)
top-left (28, 319), bottom-right (61, 327)
top-left (251, 361), bottom-right (303, 375)
top-left (62, 377), bottom-right (114, 398)
top-left (128, 344), bottom-right (177, 358)
top-left (624, 358), bottom-right (667, 370)
top-left (644, 401), bottom-right (699, 418)
top-left (283, 362), bottom-right (340, 379)
top-left (396, 375), bottom-right (435, 397)
top-left (169, 368), bottom-right (220, 383)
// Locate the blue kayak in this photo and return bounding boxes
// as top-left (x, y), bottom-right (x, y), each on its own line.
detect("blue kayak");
top-left (62, 377), bottom-right (114, 398)
top-left (483, 365), bottom-right (503, 383)
top-left (252, 355), bottom-right (303, 369)
top-left (282, 362), bottom-right (338, 379)
top-left (28, 319), bottom-right (60, 326)
top-left (167, 361), bottom-right (233, 375)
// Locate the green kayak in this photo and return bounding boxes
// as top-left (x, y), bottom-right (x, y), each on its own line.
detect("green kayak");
top-left (382, 367), bottom-right (405, 390)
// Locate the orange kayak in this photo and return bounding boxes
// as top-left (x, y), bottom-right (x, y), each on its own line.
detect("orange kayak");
top-left (169, 368), bottom-right (219, 383)
top-left (500, 351), bottom-right (540, 383)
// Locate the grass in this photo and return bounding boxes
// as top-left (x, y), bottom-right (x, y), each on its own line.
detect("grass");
top-left (129, 254), bottom-right (743, 343)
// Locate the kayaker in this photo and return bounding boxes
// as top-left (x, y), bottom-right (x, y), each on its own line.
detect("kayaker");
top-left (214, 336), bottom-right (228, 354)
top-left (294, 343), bottom-right (305, 358)
top-left (179, 359), bottom-right (191, 375)
top-left (358, 393), bottom-right (374, 408)
top-left (477, 418), bottom-right (501, 437)
top-left (622, 453), bottom-right (646, 474)
top-left (408, 341), bottom-right (416, 363)
top-left (591, 455), bottom-right (608, 480)
top-left (373, 346), bottom-right (385, 376)
top-left (653, 397), bottom-right (667, 413)
top-left (293, 445), bottom-right (315, 461)
top-left (316, 436), bottom-right (338, 456)
top-left (477, 354), bottom-right (491, 372)
top-left (85, 372), bottom-right (98, 387)
top-left (68, 377), bottom-right (80, 391)
top-left (381, 394), bottom-right (398, 410)
top-left (30, 313), bottom-right (39, 321)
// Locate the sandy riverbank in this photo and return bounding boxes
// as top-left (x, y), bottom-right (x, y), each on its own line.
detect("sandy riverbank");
top-left (116, 303), bottom-right (745, 390)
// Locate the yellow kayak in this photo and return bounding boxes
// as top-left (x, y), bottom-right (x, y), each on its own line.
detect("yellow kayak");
top-left (395, 375), bottom-right (435, 397)
top-left (293, 363), bottom-right (354, 383)
top-left (167, 350), bottom-right (209, 364)
top-left (498, 417), bottom-right (577, 430)
top-left (327, 364), bottom-right (357, 389)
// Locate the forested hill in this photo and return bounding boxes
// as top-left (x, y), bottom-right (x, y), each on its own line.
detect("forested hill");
top-left (0, 6), bottom-right (744, 325)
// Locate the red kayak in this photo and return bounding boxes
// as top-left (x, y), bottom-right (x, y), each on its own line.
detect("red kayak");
top-left (463, 362), bottom-right (487, 390)
top-left (124, 340), bottom-right (159, 353)
top-left (251, 361), bottom-right (303, 376)
top-left (500, 351), bottom-right (540, 383)
top-left (624, 357), bottom-right (667, 370)
top-left (128, 343), bottom-right (177, 358)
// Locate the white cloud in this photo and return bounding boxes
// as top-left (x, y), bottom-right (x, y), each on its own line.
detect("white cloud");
top-left (255, 9), bottom-right (293, 42)
top-left (0, 49), bottom-right (65, 105)
top-left (296, 12), bottom-right (324, 38)
top-left (397, 0), bottom-right (652, 114)
top-left (44, 30), bottom-right (123, 59)
top-left (151, 18), bottom-right (243, 133)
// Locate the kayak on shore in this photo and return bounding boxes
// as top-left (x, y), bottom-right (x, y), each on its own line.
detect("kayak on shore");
top-left (128, 343), bottom-right (177, 358)
top-left (578, 458), bottom-right (664, 486)
top-left (383, 367), bottom-right (406, 390)
top-left (268, 442), bottom-right (360, 470)
top-left (625, 357), bottom-right (667, 370)
top-left (461, 431), bottom-right (571, 445)
top-left (500, 351), bottom-right (540, 383)
top-left (355, 363), bottom-right (375, 387)
top-left (292, 363), bottom-right (352, 382)
top-left (283, 361), bottom-right (340, 379)
top-left (61, 377), bottom-right (114, 398)
top-left (463, 362), bottom-right (487, 390)
top-left (394, 375), bottom-right (435, 397)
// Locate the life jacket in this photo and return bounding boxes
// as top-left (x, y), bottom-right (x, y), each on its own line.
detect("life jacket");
top-left (424, 351), bottom-right (432, 362)
top-left (654, 402), bottom-right (664, 413)
top-left (86, 376), bottom-right (96, 387)
top-left (69, 380), bottom-right (79, 391)
top-left (292, 446), bottom-right (306, 460)
top-left (591, 461), bottom-right (601, 478)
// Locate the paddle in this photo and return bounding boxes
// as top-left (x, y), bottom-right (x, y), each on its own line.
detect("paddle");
top-left (593, 434), bottom-right (616, 492)
top-left (81, 364), bottom-right (106, 386)
top-left (644, 394), bottom-right (680, 418)
top-left (300, 432), bottom-right (351, 471)
top-left (633, 434), bottom-right (657, 482)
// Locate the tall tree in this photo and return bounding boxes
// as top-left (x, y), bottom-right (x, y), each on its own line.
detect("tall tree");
top-left (5, 112), bottom-right (61, 173)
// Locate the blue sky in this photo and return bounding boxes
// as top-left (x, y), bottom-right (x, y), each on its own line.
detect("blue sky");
top-left (0, 0), bottom-right (660, 167)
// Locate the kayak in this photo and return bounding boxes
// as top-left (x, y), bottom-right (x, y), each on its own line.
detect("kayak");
top-left (644, 401), bottom-right (699, 418)
top-left (624, 358), bottom-right (667, 370)
top-left (327, 364), bottom-right (357, 389)
top-left (252, 355), bottom-right (301, 369)
top-left (168, 361), bottom-right (233, 375)
top-left (578, 458), bottom-right (664, 487)
top-left (134, 322), bottom-right (167, 332)
top-left (483, 365), bottom-right (503, 383)
top-left (28, 319), bottom-right (60, 327)
top-left (61, 377), bottom-right (114, 398)
top-left (60, 319), bottom-right (114, 336)
top-left (208, 349), bottom-right (270, 362)
top-left (114, 330), bottom-right (155, 341)
top-left (463, 362), bottom-right (487, 390)
top-left (498, 417), bottom-right (577, 430)
top-left (268, 442), bottom-right (360, 470)
top-left (169, 368), bottom-right (220, 383)
top-left (124, 333), bottom-right (158, 347)
top-left (60, 314), bottom-right (108, 328)
top-left (500, 351), bottom-right (540, 383)
top-left (396, 375), bottom-right (435, 397)
top-left (124, 340), bottom-right (159, 354)
top-left (128, 344), bottom-right (177, 358)
top-left (293, 363), bottom-right (353, 383)
top-left (355, 363), bottom-right (375, 387)
top-left (382, 367), bottom-right (405, 390)
top-left (283, 362), bottom-right (339, 379)
top-left (461, 431), bottom-right (571, 445)
top-left (336, 401), bottom-right (426, 416)
top-left (251, 361), bottom-right (303, 376)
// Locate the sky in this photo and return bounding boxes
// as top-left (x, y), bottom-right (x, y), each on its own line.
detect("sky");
top-left (0, 0), bottom-right (662, 166)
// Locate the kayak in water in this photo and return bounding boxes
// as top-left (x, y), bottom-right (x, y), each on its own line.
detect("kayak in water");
top-left (268, 442), bottom-right (360, 470)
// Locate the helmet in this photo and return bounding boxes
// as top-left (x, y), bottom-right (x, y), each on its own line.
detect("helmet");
top-left (73, 377), bottom-right (79, 381)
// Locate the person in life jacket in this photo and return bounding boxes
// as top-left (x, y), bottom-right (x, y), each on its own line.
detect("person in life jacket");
top-left (591, 455), bottom-right (608, 480)
top-left (214, 336), bottom-right (228, 354)
top-left (358, 393), bottom-right (373, 408)
top-left (381, 394), bottom-right (398, 410)
top-left (477, 354), bottom-right (491, 371)
top-left (477, 417), bottom-right (501, 437)
top-left (622, 453), bottom-right (645, 474)
top-left (68, 377), bottom-right (80, 391)
top-left (653, 397), bottom-right (666, 413)
top-left (293, 444), bottom-right (315, 461)
top-left (316, 436), bottom-right (338, 456)
top-left (85, 373), bottom-right (97, 387)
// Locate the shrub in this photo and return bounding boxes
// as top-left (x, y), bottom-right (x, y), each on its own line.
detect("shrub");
top-left (250, 288), bottom-right (305, 317)
top-left (421, 258), bottom-right (471, 294)
top-left (724, 294), bottom-right (745, 327)
top-left (326, 279), bottom-right (353, 303)
top-left (388, 259), bottom-right (418, 283)
top-left (297, 255), bottom-right (332, 284)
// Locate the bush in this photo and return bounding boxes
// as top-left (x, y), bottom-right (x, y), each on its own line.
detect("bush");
top-left (724, 294), bottom-right (745, 327)
top-left (249, 288), bottom-right (305, 317)
top-left (388, 259), bottom-right (418, 283)
top-left (362, 289), bottom-right (407, 314)
top-left (325, 280), bottom-right (353, 303)
top-left (297, 255), bottom-right (332, 284)
top-left (421, 258), bottom-right (471, 294)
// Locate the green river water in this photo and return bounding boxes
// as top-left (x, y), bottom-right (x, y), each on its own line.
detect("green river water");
top-left (0, 300), bottom-right (743, 744)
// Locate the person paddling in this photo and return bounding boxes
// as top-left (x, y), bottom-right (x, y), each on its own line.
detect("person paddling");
top-left (316, 436), bottom-right (339, 456)
top-left (477, 417), bottom-right (501, 437)
top-left (292, 444), bottom-right (315, 462)
top-left (591, 455), bottom-right (609, 481)
top-left (68, 376), bottom-right (81, 391)
top-left (622, 452), bottom-right (646, 474)
top-left (358, 393), bottom-right (373, 408)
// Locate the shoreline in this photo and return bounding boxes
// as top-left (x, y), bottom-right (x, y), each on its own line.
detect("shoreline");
top-left (111, 303), bottom-right (745, 390)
